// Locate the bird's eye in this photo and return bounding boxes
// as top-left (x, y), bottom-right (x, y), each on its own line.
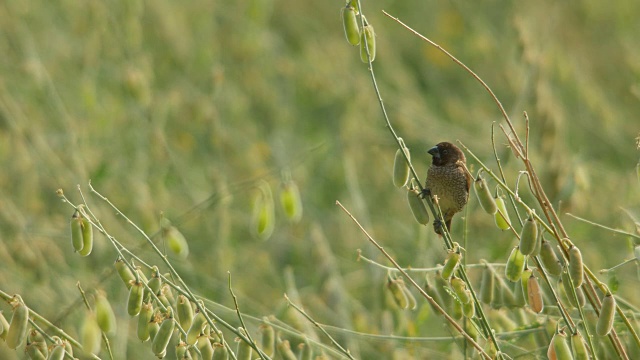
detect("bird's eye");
top-left (442, 150), bottom-right (448, 155)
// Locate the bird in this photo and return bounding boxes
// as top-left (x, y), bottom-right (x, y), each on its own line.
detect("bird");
top-left (424, 142), bottom-right (472, 235)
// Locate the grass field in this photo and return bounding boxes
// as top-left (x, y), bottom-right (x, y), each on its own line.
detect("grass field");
top-left (0, 0), bottom-right (639, 359)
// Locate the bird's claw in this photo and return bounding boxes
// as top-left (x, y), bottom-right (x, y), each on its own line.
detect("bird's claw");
top-left (420, 188), bottom-right (431, 199)
top-left (433, 219), bottom-right (444, 235)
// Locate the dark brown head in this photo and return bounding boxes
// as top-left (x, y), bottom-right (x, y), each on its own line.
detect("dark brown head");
top-left (428, 142), bottom-right (466, 167)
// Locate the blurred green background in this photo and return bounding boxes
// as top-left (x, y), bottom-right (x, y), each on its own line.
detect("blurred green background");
top-left (1, 0), bottom-right (639, 358)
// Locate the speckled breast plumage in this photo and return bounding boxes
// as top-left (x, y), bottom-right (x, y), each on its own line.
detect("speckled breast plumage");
top-left (425, 163), bottom-right (470, 216)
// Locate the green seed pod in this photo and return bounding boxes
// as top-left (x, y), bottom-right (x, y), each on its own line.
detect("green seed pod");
top-left (61, 338), bottom-right (73, 357)
top-left (479, 266), bottom-right (494, 305)
top-left (276, 338), bottom-right (298, 360)
top-left (519, 268), bottom-right (532, 306)
top-left (387, 277), bottom-right (409, 309)
top-left (147, 267), bottom-right (162, 297)
top-left (165, 226), bottom-right (189, 259)
top-left (77, 214), bottom-right (94, 256)
top-left (341, 5), bottom-right (360, 46)
top-left (161, 284), bottom-right (176, 306)
top-left (519, 212), bottom-right (539, 256)
top-left (505, 246), bottom-right (525, 282)
top-left (251, 183), bottom-right (275, 241)
top-left (137, 302), bottom-right (154, 342)
top-left (0, 311), bottom-right (8, 339)
top-left (212, 342), bottom-right (229, 360)
top-left (359, 24), bottom-right (376, 63)
top-left (571, 332), bottom-right (589, 360)
top-left (434, 274), bottom-right (452, 311)
top-left (450, 277), bottom-right (471, 304)
top-left (80, 312), bottom-right (101, 355)
top-left (298, 339), bottom-right (313, 360)
top-left (70, 210), bottom-right (84, 253)
top-left (392, 147), bottom-right (410, 188)
top-left (152, 312), bottom-right (175, 357)
top-left (236, 330), bottom-right (252, 360)
top-left (186, 311), bottom-right (207, 345)
top-left (197, 334), bottom-right (215, 360)
top-left (540, 239), bottom-right (563, 276)
top-left (561, 272), bottom-right (586, 308)
top-left (441, 250), bottom-right (461, 281)
top-left (148, 319), bottom-right (160, 341)
top-left (176, 295), bottom-right (194, 331)
top-left (127, 281), bottom-right (144, 316)
top-left (95, 291), bottom-right (117, 335)
top-left (176, 341), bottom-right (191, 359)
top-left (494, 196), bottom-right (511, 230)
top-left (6, 299), bottom-right (29, 349)
top-left (279, 180), bottom-right (303, 223)
top-left (531, 230), bottom-right (542, 256)
top-left (407, 188), bottom-right (429, 225)
top-left (462, 299), bottom-right (475, 318)
top-left (596, 293), bottom-right (616, 336)
top-left (259, 320), bottom-right (275, 357)
top-left (114, 258), bottom-right (136, 289)
top-left (527, 274), bottom-right (544, 314)
top-left (48, 343), bottom-right (66, 360)
top-left (473, 174), bottom-right (497, 214)
top-left (27, 330), bottom-right (47, 358)
top-left (25, 342), bottom-right (47, 360)
top-left (568, 245), bottom-right (584, 288)
top-left (551, 330), bottom-right (572, 360)
top-left (513, 276), bottom-right (526, 308)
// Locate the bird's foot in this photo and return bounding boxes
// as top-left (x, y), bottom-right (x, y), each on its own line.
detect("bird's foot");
top-left (420, 188), bottom-right (432, 199)
top-left (433, 219), bottom-right (445, 235)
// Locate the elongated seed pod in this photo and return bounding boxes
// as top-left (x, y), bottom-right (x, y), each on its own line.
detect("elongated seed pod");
top-left (387, 278), bottom-right (409, 309)
top-left (175, 341), bottom-right (189, 359)
top-left (25, 342), bottom-right (47, 360)
top-left (95, 291), bottom-right (117, 335)
top-left (441, 251), bottom-right (461, 281)
top-left (27, 330), bottom-right (47, 358)
top-left (450, 277), bottom-right (471, 304)
top-left (527, 274), bottom-right (544, 313)
top-left (70, 210), bottom-right (84, 252)
top-left (259, 320), bottom-right (275, 357)
top-left (176, 295), bottom-right (194, 331)
top-left (114, 258), bottom-right (135, 289)
top-left (531, 230), bottom-right (542, 256)
top-left (568, 245), bottom-right (584, 288)
top-left (147, 267), bottom-right (162, 297)
top-left (298, 340), bottom-right (313, 360)
top-left (0, 311), bottom-right (9, 339)
top-left (520, 268), bottom-right (532, 306)
top-left (148, 319), bottom-right (160, 341)
top-left (540, 239), bottom-right (563, 276)
top-left (551, 330), bottom-right (572, 360)
top-left (494, 196), bottom-right (511, 230)
top-left (596, 293), bottom-right (616, 336)
top-left (62, 338), bottom-right (73, 357)
top-left (341, 5), bottom-right (360, 46)
top-left (48, 343), bottom-right (65, 360)
top-left (513, 277), bottom-right (526, 308)
top-left (424, 277), bottom-right (444, 313)
top-left (462, 299), bottom-right (475, 318)
top-left (276, 338), bottom-right (298, 360)
top-left (251, 183), bottom-right (275, 240)
top-left (137, 302), bottom-right (154, 341)
top-left (519, 213), bottom-right (538, 255)
top-left (393, 147), bottom-right (411, 188)
top-left (186, 311), bottom-right (207, 345)
top-left (127, 281), bottom-right (144, 316)
top-left (236, 329), bottom-right (252, 360)
top-left (360, 24), bottom-right (376, 63)
top-left (561, 271), bottom-right (586, 308)
top-left (197, 334), bottom-right (214, 360)
top-left (78, 215), bottom-right (94, 256)
top-left (407, 188), bottom-right (429, 225)
top-left (280, 181), bottom-right (303, 222)
top-left (474, 175), bottom-right (497, 214)
top-left (6, 300), bottom-right (29, 349)
top-left (80, 312), bottom-right (101, 354)
top-left (165, 226), bottom-right (189, 258)
top-left (152, 312), bottom-right (175, 357)
top-left (505, 246), bottom-right (525, 282)
top-left (571, 333), bottom-right (589, 360)
top-left (212, 342), bottom-right (229, 360)
top-left (479, 266), bottom-right (494, 304)
top-left (401, 282), bottom-right (417, 310)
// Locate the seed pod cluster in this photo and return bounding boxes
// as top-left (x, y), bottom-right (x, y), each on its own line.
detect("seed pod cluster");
top-left (473, 173), bottom-right (497, 214)
top-left (70, 207), bottom-right (94, 256)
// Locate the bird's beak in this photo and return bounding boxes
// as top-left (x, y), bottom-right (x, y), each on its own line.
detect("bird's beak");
top-left (428, 146), bottom-right (439, 158)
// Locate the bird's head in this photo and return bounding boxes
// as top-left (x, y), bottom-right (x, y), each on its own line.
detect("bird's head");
top-left (428, 142), bottom-right (466, 166)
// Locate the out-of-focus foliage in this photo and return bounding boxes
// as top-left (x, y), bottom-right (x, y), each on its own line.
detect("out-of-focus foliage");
top-left (0, 0), bottom-right (639, 358)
